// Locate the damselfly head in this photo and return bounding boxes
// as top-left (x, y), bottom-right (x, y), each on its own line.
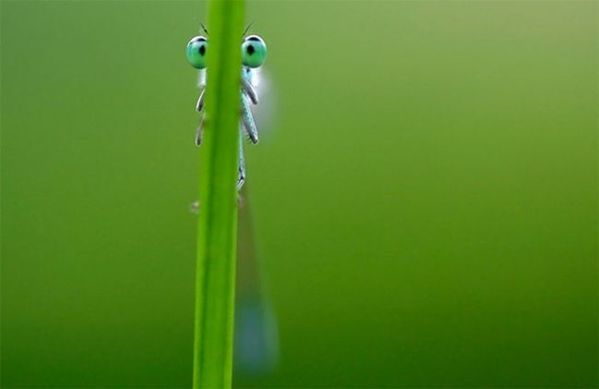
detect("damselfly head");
top-left (242, 35), bottom-right (267, 68)
top-left (186, 36), bottom-right (208, 69)
top-left (186, 25), bottom-right (267, 70)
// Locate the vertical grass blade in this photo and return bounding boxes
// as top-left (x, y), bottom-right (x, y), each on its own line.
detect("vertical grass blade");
top-left (193, 1), bottom-right (244, 388)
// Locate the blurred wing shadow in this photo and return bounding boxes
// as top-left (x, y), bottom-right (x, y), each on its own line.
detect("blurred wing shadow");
top-left (234, 184), bottom-right (279, 376)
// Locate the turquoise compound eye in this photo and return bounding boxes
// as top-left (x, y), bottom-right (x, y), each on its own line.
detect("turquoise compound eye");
top-left (186, 36), bottom-right (208, 69)
top-left (242, 35), bottom-right (267, 68)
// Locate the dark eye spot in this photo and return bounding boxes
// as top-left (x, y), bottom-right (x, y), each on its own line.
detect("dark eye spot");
top-left (199, 45), bottom-right (206, 55)
top-left (246, 44), bottom-right (255, 55)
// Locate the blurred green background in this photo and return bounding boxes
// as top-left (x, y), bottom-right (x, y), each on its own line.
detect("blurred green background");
top-left (1, 1), bottom-right (597, 387)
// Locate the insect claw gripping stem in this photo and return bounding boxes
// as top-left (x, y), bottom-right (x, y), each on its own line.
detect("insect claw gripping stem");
top-left (237, 130), bottom-right (247, 190)
top-left (237, 170), bottom-right (245, 190)
top-left (189, 201), bottom-right (200, 214)
top-left (195, 115), bottom-right (205, 146)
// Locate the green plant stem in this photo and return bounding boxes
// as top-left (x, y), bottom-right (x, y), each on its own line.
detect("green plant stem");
top-left (193, 1), bottom-right (244, 388)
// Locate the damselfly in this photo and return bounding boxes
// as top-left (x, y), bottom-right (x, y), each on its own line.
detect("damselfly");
top-left (185, 27), bottom-right (277, 376)
top-left (186, 27), bottom-right (268, 190)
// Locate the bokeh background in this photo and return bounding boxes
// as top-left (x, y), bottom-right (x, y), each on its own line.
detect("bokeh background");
top-left (1, 1), bottom-right (597, 387)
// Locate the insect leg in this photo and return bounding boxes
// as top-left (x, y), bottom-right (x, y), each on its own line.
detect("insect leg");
top-left (237, 129), bottom-right (246, 190)
top-left (241, 94), bottom-right (259, 144)
top-left (195, 111), bottom-right (205, 146)
top-left (196, 89), bottom-right (205, 112)
top-left (241, 78), bottom-right (259, 105)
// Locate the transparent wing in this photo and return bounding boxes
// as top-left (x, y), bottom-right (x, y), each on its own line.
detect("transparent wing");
top-left (234, 185), bottom-right (279, 376)
top-left (247, 68), bottom-right (277, 141)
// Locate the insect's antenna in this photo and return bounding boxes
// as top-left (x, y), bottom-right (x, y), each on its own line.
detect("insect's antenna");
top-left (200, 23), bottom-right (209, 36)
top-left (241, 22), bottom-right (253, 37)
